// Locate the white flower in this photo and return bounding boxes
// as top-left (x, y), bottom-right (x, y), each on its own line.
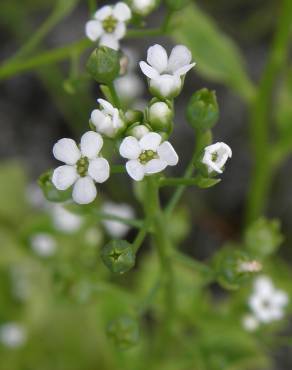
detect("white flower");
top-left (119, 132), bottom-right (178, 181)
top-left (131, 0), bottom-right (157, 15)
top-left (85, 2), bottom-right (131, 50)
top-left (30, 233), bottom-right (57, 257)
top-left (139, 44), bottom-right (195, 98)
top-left (202, 142), bottom-right (232, 174)
top-left (51, 204), bottom-right (83, 233)
top-left (0, 323), bottom-right (26, 348)
top-left (90, 99), bottom-right (125, 138)
top-left (242, 314), bottom-right (259, 332)
top-left (115, 74), bottom-right (144, 102)
top-left (52, 131), bottom-right (110, 204)
top-left (248, 275), bottom-right (289, 323)
top-left (26, 183), bottom-right (46, 209)
top-left (102, 202), bottom-right (135, 237)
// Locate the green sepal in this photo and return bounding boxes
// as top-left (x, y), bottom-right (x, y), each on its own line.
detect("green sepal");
top-left (38, 169), bottom-right (71, 203)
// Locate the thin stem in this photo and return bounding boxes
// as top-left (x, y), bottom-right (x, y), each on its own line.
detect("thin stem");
top-left (137, 279), bottom-right (161, 316)
top-left (107, 81), bottom-right (121, 108)
top-left (245, 0), bottom-right (292, 224)
top-left (132, 226), bottom-right (148, 253)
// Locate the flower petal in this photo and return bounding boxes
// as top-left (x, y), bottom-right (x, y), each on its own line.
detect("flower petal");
top-left (113, 2), bottom-right (131, 21)
top-left (85, 20), bottom-right (103, 41)
top-left (174, 62), bottom-right (196, 76)
top-left (53, 138), bottom-right (81, 165)
top-left (147, 44), bottom-right (168, 73)
top-left (100, 34), bottom-right (119, 50)
top-left (80, 131), bottom-right (103, 159)
top-left (167, 45), bottom-right (192, 73)
top-left (97, 98), bottom-right (114, 114)
top-left (139, 132), bottom-right (161, 151)
top-left (139, 61), bottom-right (160, 79)
top-left (52, 165), bottom-right (78, 190)
top-left (94, 5), bottom-right (112, 20)
top-left (126, 160), bottom-right (145, 181)
top-left (114, 21), bottom-right (126, 39)
top-left (144, 159), bottom-right (167, 174)
top-left (119, 136), bottom-right (141, 159)
top-left (157, 141), bottom-right (179, 166)
top-left (150, 74), bottom-right (181, 98)
top-left (91, 109), bottom-right (107, 128)
top-left (88, 158), bottom-right (110, 183)
top-left (72, 177), bottom-right (97, 204)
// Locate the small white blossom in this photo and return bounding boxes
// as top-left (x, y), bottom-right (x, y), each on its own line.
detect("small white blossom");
top-left (26, 183), bottom-right (46, 209)
top-left (115, 74), bottom-right (144, 102)
top-left (51, 204), bottom-right (83, 233)
top-left (102, 201), bottom-right (135, 237)
top-left (202, 142), bottom-right (232, 174)
top-left (242, 314), bottom-right (259, 332)
top-left (85, 2), bottom-right (131, 50)
top-left (52, 131), bottom-right (110, 204)
top-left (119, 132), bottom-right (178, 181)
top-left (131, 0), bottom-right (157, 15)
top-left (139, 44), bottom-right (195, 98)
top-left (90, 99), bottom-right (125, 138)
top-left (248, 275), bottom-right (289, 323)
top-left (30, 233), bottom-right (57, 257)
top-left (0, 323), bottom-right (26, 348)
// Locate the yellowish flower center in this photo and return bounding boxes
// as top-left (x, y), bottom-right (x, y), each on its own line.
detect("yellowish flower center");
top-left (77, 157), bottom-right (89, 177)
top-left (102, 16), bottom-right (118, 33)
top-left (139, 150), bottom-right (158, 164)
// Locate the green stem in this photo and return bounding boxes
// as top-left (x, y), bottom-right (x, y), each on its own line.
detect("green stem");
top-left (132, 226), bottom-right (148, 253)
top-left (107, 81), bottom-right (121, 108)
top-left (144, 176), bottom-right (175, 340)
top-left (245, 0), bottom-right (292, 224)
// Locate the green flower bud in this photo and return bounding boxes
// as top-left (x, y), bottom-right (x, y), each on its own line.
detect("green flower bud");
top-left (244, 218), bottom-right (283, 258)
top-left (165, 0), bottom-right (189, 11)
top-left (107, 315), bottom-right (139, 350)
top-left (148, 101), bottom-right (173, 132)
top-left (125, 110), bottom-right (144, 126)
top-left (187, 88), bottom-right (219, 130)
top-left (126, 123), bottom-right (151, 139)
top-left (101, 240), bottom-right (135, 274)
top-left (86, 47), bottom-right (120, 84)
top-left (38, 170), bottom-right (71, 202)
top-left (214, 247), bottom-right (261, 290)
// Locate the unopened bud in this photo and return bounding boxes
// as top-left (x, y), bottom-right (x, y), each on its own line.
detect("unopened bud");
top-left (107, 315), bottom-right (139, 349)
top-left (148, 101), bottom-right (173, 132)
top-left (101, 240), bottom-right (135, 274)
top-left (126, 123), bottom-right (150, 139)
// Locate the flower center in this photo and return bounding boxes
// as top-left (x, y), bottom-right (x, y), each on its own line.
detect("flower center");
top-left (102, 16), bottom-right (118, 33)
top-left (211, 152), bottom-right (218, 162)
top-left (138, 150), bottom-right (158, 164)
top-left (77, 157), bottom-right (89, 177)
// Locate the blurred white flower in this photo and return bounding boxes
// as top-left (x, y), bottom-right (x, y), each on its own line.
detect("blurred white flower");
top-left (52, 131), bottom-right (110, 204)
top-left (139, 44), bottom-right (195, 98)
top-left (90, 99), bottom-right (125, 138)
top-left (102, 201), bottom-right (134, 237)
top-left (0, 323), bottom-right (26, 348)
top-left (26, 183), bottom-right (46, 209)
top-left (84, 227), bottom-right (103, 246)
top-left (248, 275), bottom-right (289, 323)
top-left (119, 132), bottom-right (178, 181)
top-left (115, 74), bottom-right (144, 102)
top-left (85, 2), bottom-right (131, 50)
top-left (10, 266), bottom-right (31, 302)
top-left (131, 0), bottom-right (157, 16)
top-left (242, 314), bottom-right (259, 332)
top-left (51, 204), bottom-right (83, 233)
top-left (30, 233), bottom-right (57, 257)
top-left (202, 142), bottom-right (232, 174)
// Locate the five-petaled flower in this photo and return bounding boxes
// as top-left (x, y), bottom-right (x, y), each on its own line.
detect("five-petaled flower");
top-left (202, 142), bottom-right (232, 174)
top-left (90, 99), bottom-right (125, 138)
top-left (119, 132), bottom-right (178, 181)
top-left (52, 131), bottom-right (110, 204)
top-left (85, 2), bottom-right (131, 50)
top-left (139, 44), bottom-right (195, 99)
top-left (248, 275), bottom-right (289, 323)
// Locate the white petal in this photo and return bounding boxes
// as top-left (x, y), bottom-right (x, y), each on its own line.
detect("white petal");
top-left (114, 22), bottom-right (126, 39)
top-left (94, 5), bottom-right (112, 20)
top-left (88, 158), bottom-right (110, 183)
top-left (80, 131), bottom-right (103, 159)
top-left (113, 2), bottom-right (131, 21)
top-left (72, 177), bottom-right (97, 204)
top-left (174, 62), bottom-right (196, 76)
top-left (157, 141), bottom-right (179, 166)
top-left (97, 98), bottom-right (114, 114)
top-left (167, 45), bottom-right (192, 73)
top-left (85, 20), bottom-right (103, 41)
top-left (144, 159), bottom-right (167, 174)
top-left (119, 136), bottom-right (141, 159)
top-left (274, 291), bottom-right (289, 306)
top-left (91, 109), bottom-right (107, 128)
top-left (100, 34), bottom-right (119, 50)
top-left (147, 44), bottom-right (168, 73)
top-left (150, 74), bottom-right (181, 98)
top-left (139, 132), bottom-right (161, 151)
top-left (53, 138), bottom-right (81, 165)
top-left (202, 153), bottom-right (222, 174)
top-left (139, 61), bottom-right (160, 79)
top-left (52, 165), bottom-right (78, 191)
top-left (126, 160), bottom-right (145, 181)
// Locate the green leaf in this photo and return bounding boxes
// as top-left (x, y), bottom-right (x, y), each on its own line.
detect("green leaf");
top-left (171, 4), bottom-right (255, 101)
top-left (194, 175), bottom-right (221, 188)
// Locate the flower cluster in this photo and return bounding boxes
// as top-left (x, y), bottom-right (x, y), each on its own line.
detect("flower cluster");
top-left (243, 275), bottom-right (289, 331)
